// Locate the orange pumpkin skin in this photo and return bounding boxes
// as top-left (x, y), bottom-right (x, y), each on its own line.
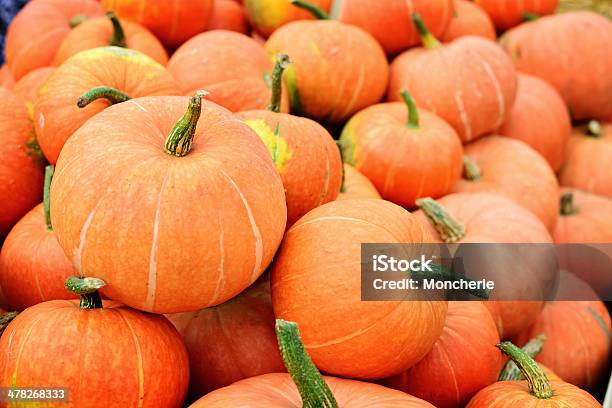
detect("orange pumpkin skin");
top-left (54, 16), bottom-right (168, 66)
top-left (101, 0), bottom-right (214, 48)
top-left (333, 0), bottom-right (454, 55)
top-left (384, 301), bottom-right (503, 408)
top-left (244, 0), bottom-right (331, 37)
top-left (266, 21), bottom-right (389, 124)
top-left (167, 276), bottom-right (285, 397)
top-left (500, 12), bottom-right (612, 121)
top-left (340, 102), bottom-right (463, 208)
top-left (168, 31), bottom-right (288, 113)
top-left (12, 66), bottom-right (56, 118)
top-left (513, 301), bottom-right (612, 391)
top-left (0, 88), bottom-right (44, 239)
top-left (206, 0), bottom-right (249, 34)
top-left (236, 111), bottom-right (342, 226)
top-left (442, 0), bottom-right (496, 42)
top-left (271, 199), bottom-right (448, 379)
top-left (34, 47), bottom-right (179, 164)
top-left (338, 164), bottom-right (381, 201)
top-left (0, 300), bottom-right (190, 408)
top-left (553, 189), bottom-right (612, 243)
top-left (388, 38), bottom-right (517, 143)
top-left (50, 96), bottom-right (287, 313)
top-left (190, 373), bottom-right (436, 407)
top-left (0, 65), bottom-right (15, 89)
top-left (453, 136), bottom-right (559, 232)
top-left (474, 0), bottom-right (559, 30)
top-left (5, 0), bottom-right (104, 80)
top-left (498, 74), bottom-right (571, 172)
top-left (0, 205), bottom-right (78, 311)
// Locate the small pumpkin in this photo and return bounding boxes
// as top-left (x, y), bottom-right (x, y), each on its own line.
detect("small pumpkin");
top-left (12, 66), bottom-right (56, 119)
top-left (337, 164), bottom-right (381, 201)
top-left (474, 0), bottom-right (559, 30)
top-left (388, 14), bottom-right (517, 143)
top-left (206, 0), bottom-right (249, 33)
top-left (340, 90), bottom-right (463, 208)
top-left (244, 0), bottom-right (332, 37)
top-left (554, 188), bottom-right (612, 243)
top-left (442, 0), bottom-right (496, 42)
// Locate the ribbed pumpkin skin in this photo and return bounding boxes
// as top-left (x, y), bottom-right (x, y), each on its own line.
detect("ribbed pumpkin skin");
top-left (50, 96), bottom-right (287, 313)
top-left (475, 0), bottom-right (559, 30)
top-left (34, 47), bottom-right (179, 165)
top-left (498, 74), bottom-right (571, 172)
top-left (383, 301), bottom-right (502, 408)
top-left (513, 301), bottom-right (612, 391)
top-left (500, 12), bottom-right (612, 121)
top-left (453, 136), bottom-right (559, 232)
top-left (206, 0), bottom-right (249, 33)
top-left (553, 189), bottom-right (612, 243)
top-left (340, 102), bottom-right (463, 208)
top-left (54, 16), bottom-right (168, 65)
top-left (189, 373), bottom-right (436, 407)
top-left (167, 276), bottom-right (285, 397)
top-left (0, 300), bottom-right (190, 408)
top-left (236, 111), bottom-right (342, 226)
top-left (338, 164), bottom-right (381, 201)
top-left (271, 199), bottom-right (447, 379)
top-left (388, 37), bottom-right (517, 143)
top-left (442, 0), bottom-right (496, 42)
top-left (559, 123), bottom-right (612, 198)
top-left (0, 88), bottom-right (44, 239)
top-left (12, 67), bottom-right (56, 119)
top-left (0, 205), bottom-right (78, 311)
top-left (265, 21), bottom-right (389, 124)
top-left (168, 31), bottom-right (288, 113)
top-left (333, 0), bottom-right (454, 55)
top-left (5, 0), bottom-right (103, 80)
top-left (244, 0), bottom-right (332, 37)
top-left (101, 0), bottom-right (214, 48)
top-left (0, 65), bottom-right (15, 89)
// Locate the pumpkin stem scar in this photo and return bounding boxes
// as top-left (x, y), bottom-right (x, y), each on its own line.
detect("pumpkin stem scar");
top-left (69, 14), bottom-right (88, 28)
top-left (44, 165), bottom-right (55, 231)
top-left (0, 311), bottom-right (19, 337)
top-left (65, 276), bottom-right (106, 310)
top-left (412, 13), bottom-right (442, 49)
top-left (497, 341), bottom-right (553, 399)
top-left (415, 197), bottom-right (466, 243)
top-left (462, 155), bottom-right (481, 182)
top-left (107, 12), bottom-right (127, 48)
top-left (275, 319), bottom-right (339, 408)
top-left (77, 86), bottom-right (132, 108)
top-left (267, 54), bottom-right (292, 113)
top-left (290, 0), bottom-right (330, 20)
top-left (164, 90), bottom-right (209, 157)
top-left (499, 334), bottom-right (546, 381)
top-left (400, 89), bottom-right (420, 129)
top-left (560, 192), bottom-right (577, 216)
top-left (586, 120), bottom-right (602, 137)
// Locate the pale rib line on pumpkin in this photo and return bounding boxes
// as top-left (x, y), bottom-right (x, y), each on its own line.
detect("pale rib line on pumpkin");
top-left (208, 214), bottom-right (225, 307)
top-left (117, 309), bottom-right (145, 408)
top-left (289, 216), bottom-right (407, 244)
top-left (74, 200), bottom-right (104, 275)
top-left (403, 0), bottom-right (416, 43)
top-left (315, 143), bottom-right (331, 206)
top-left (130, 100), bottom-right (148, 112)
top-left (476, 54), bottom-right (506, 130)
top-left (454, 91), bottom-right (473, 142)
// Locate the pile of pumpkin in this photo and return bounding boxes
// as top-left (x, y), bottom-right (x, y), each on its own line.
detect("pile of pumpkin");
top-left (0, 0), bottom-right (611, 407)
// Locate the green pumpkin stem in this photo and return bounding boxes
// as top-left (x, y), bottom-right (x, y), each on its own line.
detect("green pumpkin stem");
top-left (400, 89), bottom-right (420, 129)
top-left (560, 192), bottom-right (576, 216)
top-left (276, 319), bottom-right (339, 408)
top-left (65, 276), bottom-right (105, 309)
top-left (69, 15), bottom-right (88, 28)
top-left (412, 13), bottom-right (442, 49)
top-left (415, 197), bottom-right (466, 243)
top-left (523, 12), bottom-right (540, 21)
top-left (0, 311), bottom-right (19, 337)
top-left (77, 86), bottom-right (131, 108)
top-left (107, 12), bottom-right (127, 47)
top-left (267, 54), bottom-right (292, 113)
top-left (497, 341), bottom-right (553, 399)
top-left (290, 0), bottom-right (330, 20)
top-left (498, 334), bottom-right (546, 381)
top-left (586, 120), bottom-right (602, 137)
top-left (462, 155), bottom-right (481, 181)
top-left (164, 91), bottom-right (208, 157)
top-left (43, 165), bottom-right (55, 231)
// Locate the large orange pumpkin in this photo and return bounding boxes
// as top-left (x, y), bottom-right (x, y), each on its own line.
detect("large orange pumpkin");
top-left (340, 90), bottom-right (463, 208)
top-left (500, 12), bottom-right (612, 121)
top-left (271, 199), bottom-right (447, 379)
top-left (168, 30), bottom-right (288, 113)
top-left (5, 0), bottom-right (104, 80)
top-left (453, 136), bottom-right (559, 231)
top-left (498, 73), bottom-right (571, 171)
top-left (101, 0), bottom-right (214, 48)
top-left (0, 88), bottom-right (44, 239)
top-left (442, 0), bottom-right (496, 42)
top-left (206, 0), bottom-right (249, 33)
top-left (12, 66), bottom-right (56, 118)
top-left (34, 46), bottom-right (178, 164)
top-left (554, 189), bottom-right (612, 243)
top-left (244, 0), bottom-right (332, 37)
top-left (338, 164), bottom-right (381, 201)
top-left (474, 0), bottom-right (559, 30)
top-left (388, 15), bottom-right (517, 143)
top-left (50, 93), bottom-right (287, 313)
top-left (0, 277), bottom-right (190, 408)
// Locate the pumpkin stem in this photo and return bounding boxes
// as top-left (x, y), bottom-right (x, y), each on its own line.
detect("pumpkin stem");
top-left (523, 12), bottom-right (540, 21)
top-left (586, 120), bottom-right (602, 137)
top-left (462, 155), bottom-right (481, 181)
top-left (107, 12), bottom-right (127, 48)
top-left (400, 89), bottom-right (419, 129)
top-left (415, 197), bottom-right (466, 243)
top-left (497, 341), bottom-right (553, 399)
top-left (560, 192), bottom-right (576, 216)
top-left (498, 334), bottom-right (546, 381)
top-left (65, 276), bottom-right (105, 310)
top-left (69, 15), bottom-right (88, 28)
top-left (276, 319), bottom-right (339, 408)
top-left (77, 86), bottom-right (131, 108)
top-left (0, 311), bottom-right (19, 337)
top-left (412, 13), bottom-right (442, 49)
top-left (267, 54), bottom-right (292, 113)
top-left (164, 91), bottom-right (208, 157)
top-left (44, 165), bottom-right (54, 231)
top-left (290, 0), bottom-right (330, 20)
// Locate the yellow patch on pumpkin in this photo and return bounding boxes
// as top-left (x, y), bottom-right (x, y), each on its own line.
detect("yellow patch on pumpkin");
top-left (244, 119), bottom-right (293, 173)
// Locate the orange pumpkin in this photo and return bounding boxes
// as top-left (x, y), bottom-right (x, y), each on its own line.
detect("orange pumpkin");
top-left (0, 88), bottom-right (44, 239)
top-left (244, 0), bottom-right (331, 37)
top-left (206, 0), bottom-right (249, 33)
top-left (271, 199), bottom-right (447, 379)
top-left (554, 189), bottom-right (612, 243)
top-left (337, 164), bottom-right (381, 201)
top-left (388, 15), bottom-right (517, 143)
top-left (340, 90), bottom-right (463, 208)
top-left (34, 46), bottom-right (178, 164)
top-left (50, 93), bottom-right (287, 313)
top-left (498, 73), bottom-right (571, 172)
top-left (453, 136), bottom-right (559, 232)
top-left (54, 12), bottom-right (168, 66)
top-left (442, 0), bottom-right (496, 42)
top-left (168, 30), bottom-right (288, 113)
top-left (500, 12), bottom-right (612, 121)
top-left (12, 66), bottom-right (56, 119)
top-left (236, 55), bottom-right (342, 226)
top-left (475, 0), bottom-right (559, 30)
top-left (0, 65), bottom-right (15, 89)
top-left (5, 0), bottom-right (103, 80)
top-left (101, 0), bottom-right (214, 48)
